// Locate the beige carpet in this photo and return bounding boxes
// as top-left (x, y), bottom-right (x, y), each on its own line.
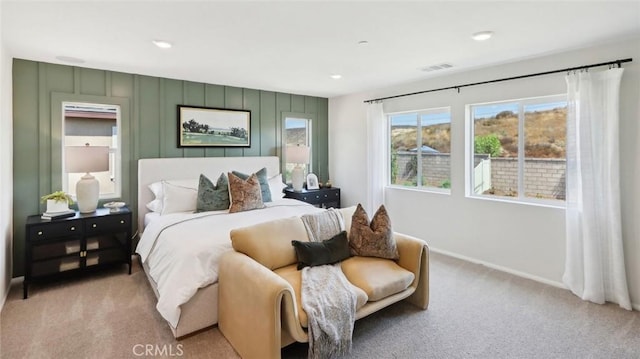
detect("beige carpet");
top-left (2, 253), bottom-right (639, 358)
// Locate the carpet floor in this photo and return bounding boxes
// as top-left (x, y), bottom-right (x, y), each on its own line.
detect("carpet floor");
top-left (1, 252), bottom-right (639, 358)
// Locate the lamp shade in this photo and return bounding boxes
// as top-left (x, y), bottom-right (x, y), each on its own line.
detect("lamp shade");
top-left (65, 145), bottom-right (110, 173)
top-left (286, 145), bottom-right (310, 164)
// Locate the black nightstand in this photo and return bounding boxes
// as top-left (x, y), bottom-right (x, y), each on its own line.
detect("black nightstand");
top-left (23, 207), bottom-right (132, 299)
top-left (284, 187), bottom-right (340, 208)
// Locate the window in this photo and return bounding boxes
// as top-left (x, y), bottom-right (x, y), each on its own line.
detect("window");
top-left (389, 108), bottom-right (451, 191)
top-left (62, 102), bottom-right (121, 199)
top-left (469, 95), bottom-right (567, 203)
top-left (283, 117), bottom-right (312, 183)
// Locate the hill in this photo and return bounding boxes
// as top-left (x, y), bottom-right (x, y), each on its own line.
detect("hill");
top-left (390, 107), bottom-right (566, 158)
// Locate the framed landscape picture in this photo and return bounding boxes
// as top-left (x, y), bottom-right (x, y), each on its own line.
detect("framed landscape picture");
top-left (178, 105), bottom-right (251, 147)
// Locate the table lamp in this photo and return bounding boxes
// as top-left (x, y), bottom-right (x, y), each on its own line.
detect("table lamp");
top-left (65, 144), bottom-right (110, 213)
top-left (286, 145), bottom-right (309, 192)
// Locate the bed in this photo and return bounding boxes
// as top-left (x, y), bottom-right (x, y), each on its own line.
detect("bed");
top-left (136, 156), bottom-right (322, 338)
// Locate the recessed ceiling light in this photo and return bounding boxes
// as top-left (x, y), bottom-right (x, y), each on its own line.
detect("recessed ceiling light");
top-left (471, 31), bottom-right (493, 41)
top-left (152, 40), bottom-right (172, 49)
top-left (330, 74), bottom-right (342, 79)
top-left (55, 55), bottom-right (85, 64)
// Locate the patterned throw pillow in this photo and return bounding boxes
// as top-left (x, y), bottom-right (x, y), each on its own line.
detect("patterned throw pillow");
top-left (228, 172), bottom-right (265, 213)
top-left (348, 204), bottom-right (398, 260)
top-left (231, 167), bottom-right (272, 202)
top-left (196, 173), bottom-right (230, 212)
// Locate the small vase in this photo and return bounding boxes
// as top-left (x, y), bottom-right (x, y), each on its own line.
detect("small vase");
top-left (46, 199), bottom-right (69, 213)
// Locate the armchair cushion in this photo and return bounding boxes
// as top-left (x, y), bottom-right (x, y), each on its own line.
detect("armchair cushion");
top-left (341, 256), bottom-right (415, 301)
top-left (291, 231), bottom-right (351, 269)
top-left (274, 264), bottom-right (369, 328)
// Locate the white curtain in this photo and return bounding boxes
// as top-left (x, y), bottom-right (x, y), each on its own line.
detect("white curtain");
top-left (563, 68), bottom-right (631, 310)
top-left (365, 101), bottom-right (385, 215)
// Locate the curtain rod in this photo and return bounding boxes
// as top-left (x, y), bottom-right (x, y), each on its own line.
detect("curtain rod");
top-left (363, 58), bottom-right (633, 103)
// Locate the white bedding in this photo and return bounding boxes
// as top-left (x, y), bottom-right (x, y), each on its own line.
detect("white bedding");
top-left (135, 198), bottom-right (322, 328)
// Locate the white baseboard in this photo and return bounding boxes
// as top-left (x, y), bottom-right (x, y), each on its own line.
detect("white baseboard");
top-left (430, 247), bottom-right (640, 311)
top-left (1, 276), bottom-right (23, 311)
top-left (429, 247), bottom-right (566, 289)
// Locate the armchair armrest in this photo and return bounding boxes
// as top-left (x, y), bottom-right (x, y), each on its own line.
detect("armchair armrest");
top-left (394, 232), bottom-right (430, 309)
top-left (218, 251), bottom-right (299, 359)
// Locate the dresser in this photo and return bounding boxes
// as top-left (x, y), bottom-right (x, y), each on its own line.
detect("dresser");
top-left (23, 207), bottom-right (132, 299)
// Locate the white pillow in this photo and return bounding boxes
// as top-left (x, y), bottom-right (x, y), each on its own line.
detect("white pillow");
top-left (146, 181), bottom-right (165, 212)
top-left (145, 179), bottom-right (199, 214)
top-left (146, 199), bottom-right (163, 213)
top-left (161, 181), bottom-right (198, 215)
top-left (268, 174), bottom-right (287, 200)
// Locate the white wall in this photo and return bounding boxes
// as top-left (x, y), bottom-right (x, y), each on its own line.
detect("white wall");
top-left (0, 2), bottom-right (14, 309)
top-left (329, 37), bottom-right (640, 307)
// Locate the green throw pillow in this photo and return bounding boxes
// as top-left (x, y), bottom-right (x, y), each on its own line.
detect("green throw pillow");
top-left (196, 173), bottom-right (230, 212)
top-left (291, 231), bottom-right (351, 270)
top-left (232, 167), bottom-right (272, 202)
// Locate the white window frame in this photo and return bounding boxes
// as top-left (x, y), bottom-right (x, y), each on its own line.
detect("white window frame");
top-left (62, 102), bottom-right (122, 200)
top-left (283, 116), bottom-right (312, 183)
top-left (465, 94), bottom-right (567, 207)
top-left (387, 107), bottom-right (451, 194)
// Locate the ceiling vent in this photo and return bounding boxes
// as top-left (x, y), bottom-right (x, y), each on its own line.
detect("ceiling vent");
top-left (420, 63), bottom-right (453, 72)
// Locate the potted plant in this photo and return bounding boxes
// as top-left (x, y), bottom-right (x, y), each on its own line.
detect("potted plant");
top-left (41, 191), bottom-right (74, 213)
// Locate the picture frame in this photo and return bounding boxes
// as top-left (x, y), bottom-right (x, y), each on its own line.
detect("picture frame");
top-left (178, 105), bottom-right (251, 147)
top-left (306, 173), bottom-right (319, 190)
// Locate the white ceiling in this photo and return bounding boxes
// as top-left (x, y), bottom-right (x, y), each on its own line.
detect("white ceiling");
top-left (2, 1), bottom-right (639, 98)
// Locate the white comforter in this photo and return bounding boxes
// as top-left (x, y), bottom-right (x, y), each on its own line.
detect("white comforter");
top-left (136, 199), bottom-right (322, 328)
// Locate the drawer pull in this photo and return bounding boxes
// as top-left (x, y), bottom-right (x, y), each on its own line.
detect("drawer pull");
top-left (70, 227), bottom-right (75, 231)
top-left (120, 220), bottom-right (125, 224)
top-left (324, 194), bottom-right (328, 198)
top-left (92, 224), bottom-right (97, 228)
top-left (38, 231), bottom-right (43, 236)
top-left (316, 195), bottom-right (320, 199)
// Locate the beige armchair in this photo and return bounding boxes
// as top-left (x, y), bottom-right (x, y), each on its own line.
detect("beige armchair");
top-left (218, 207), bottom-right (429, 359)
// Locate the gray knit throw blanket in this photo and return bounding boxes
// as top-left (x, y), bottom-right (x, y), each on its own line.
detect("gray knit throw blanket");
top-left (301, 208), bottom-right (345, 242)
top-left (302, 264), bottom-right (356, 359)
top-left (300, 210), bottom-right (356, 359)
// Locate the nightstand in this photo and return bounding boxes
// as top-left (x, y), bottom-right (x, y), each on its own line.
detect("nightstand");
top-left (23, 207), bottom-right (132, 299)
top-left (283, 187), bottom-right (340, 208)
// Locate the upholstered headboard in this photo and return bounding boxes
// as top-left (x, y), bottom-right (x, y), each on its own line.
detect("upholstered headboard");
top-left (137, 156), bottom-right (281, 232)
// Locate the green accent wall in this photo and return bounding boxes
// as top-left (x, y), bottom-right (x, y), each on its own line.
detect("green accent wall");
top-left (12, 58), bottom-right (329, 276)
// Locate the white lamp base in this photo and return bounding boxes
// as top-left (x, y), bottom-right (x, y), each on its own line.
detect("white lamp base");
top-left (291, 165), bottom-right (304, 192)
top-left (76, 173), bottom-right (100, 213)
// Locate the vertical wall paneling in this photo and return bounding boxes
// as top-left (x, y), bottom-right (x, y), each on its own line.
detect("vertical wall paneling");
top-left (183, 82), bottom-right (206, 158)
top-left (163, 79), bottom-right (184, 158)
top-left (79, 68), bottom-right (106, 96)
top-left (11, 58), bottom-right (328, 276)
top-left (204, 84), bottom-right (226, 157)
top-left (138, 76), bottom-right (161, 159)
top-left (243, 88), bottom-right (261, 157)
top-left (12, 60), bottom-right (40, 276)
top-left (291, 94), bottom-right (305, 113)
top-left (317, 97), bottom-right (329, 182)
top-left (37, 63), bottom-right (50, 199)
top-left (224, 86), bottom-right (244, 157)
top-left (275, 93), bottom-right (291, 170)
top-left (105, 72), bottom-right (112, 97)
top-left (260, 91), bottom-right (277, 157)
